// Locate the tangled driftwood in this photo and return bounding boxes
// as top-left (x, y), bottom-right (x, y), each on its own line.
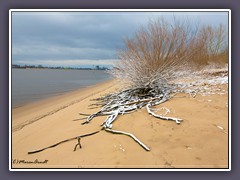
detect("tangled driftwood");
top-left (27, 66), bottom-right (228, 155)
top-left (28, 85), bottom-right (187, 154)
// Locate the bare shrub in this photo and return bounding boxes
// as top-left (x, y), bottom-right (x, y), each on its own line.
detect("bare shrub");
top-left (218, 47), bottom-right (228, 64)
top-left (191, 24), bottom-right (228, 67)
top-left (205, 24), bottom-right (227, 62)
top-left (28, 18), bottom-right (229, 154)
top-left (110, 18), bottom-right (198, 89)
top-left (111, 19), bottom-right (228, 88)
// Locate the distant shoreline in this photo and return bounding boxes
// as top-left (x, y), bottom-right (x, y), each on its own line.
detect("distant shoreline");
top-left (12, 65), bottom-right (109, 71)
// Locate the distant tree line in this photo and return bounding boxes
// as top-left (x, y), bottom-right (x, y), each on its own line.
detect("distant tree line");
top-left (12, 64), bottom-right (109, 70)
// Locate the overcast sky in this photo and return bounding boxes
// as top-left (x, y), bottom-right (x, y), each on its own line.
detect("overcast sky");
top-left (12, 11), bottom-right (229, 68)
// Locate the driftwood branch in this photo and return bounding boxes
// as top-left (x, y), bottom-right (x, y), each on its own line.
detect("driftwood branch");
top-left (146, 104), bottom-right (183, 124)
top-left (105, 128), bottom-right (150, 151)
top-left (28, 130), bottom-right (100, 154)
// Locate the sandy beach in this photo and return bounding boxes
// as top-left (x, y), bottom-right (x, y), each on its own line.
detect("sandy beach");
top-left (11, 79), bottom-right (229, 169)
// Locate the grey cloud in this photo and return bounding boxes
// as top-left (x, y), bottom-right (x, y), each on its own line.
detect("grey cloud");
top-left (12, 11), bottom-right (228, 66)
top-left (12, 12), bottom-right (145, 63)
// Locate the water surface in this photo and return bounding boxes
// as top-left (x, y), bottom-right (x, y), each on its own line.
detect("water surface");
top-left (12, 69), bottom-right (111, 108)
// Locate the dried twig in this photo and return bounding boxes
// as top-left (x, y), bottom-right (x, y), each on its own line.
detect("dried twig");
top-left (73, 137), bottom-right (82, 151)
top-left (72, 117), bottom-right (87, 121)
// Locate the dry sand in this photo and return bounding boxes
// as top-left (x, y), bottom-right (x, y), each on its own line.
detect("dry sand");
top-left (11, 79), bottom-right (229, 169)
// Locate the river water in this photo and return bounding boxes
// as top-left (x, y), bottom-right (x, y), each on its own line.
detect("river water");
top-left (12, 69), bottom-right (111, 108)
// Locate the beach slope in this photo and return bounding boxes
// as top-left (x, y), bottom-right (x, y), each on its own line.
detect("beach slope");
top-left (11, 79), bottom-right (228, 169)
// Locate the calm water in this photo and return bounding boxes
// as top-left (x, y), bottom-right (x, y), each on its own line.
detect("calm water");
top-left (12, 69), bottom-right (111, 108)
